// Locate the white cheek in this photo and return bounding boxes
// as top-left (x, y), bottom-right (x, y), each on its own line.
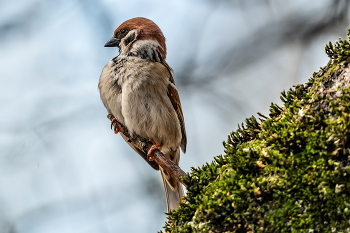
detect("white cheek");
top-left (119, 38), bottom-right (161, 57)
top-left (119, 29), bottom-right (137, 51)
top-left (131, 40), bottom-right (160, 52)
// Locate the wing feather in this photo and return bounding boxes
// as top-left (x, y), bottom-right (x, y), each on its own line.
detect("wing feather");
top-left (162, 61), bottom-right (187, 153)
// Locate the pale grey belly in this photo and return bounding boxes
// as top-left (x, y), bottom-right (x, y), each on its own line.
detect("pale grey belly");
top-left (99, 79), bottom-right (125, 125)
top-left (121, 85), bottom-right (181, 151)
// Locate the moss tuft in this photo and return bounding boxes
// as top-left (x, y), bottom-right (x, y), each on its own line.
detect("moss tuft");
top-left (161, 29), bottom-right (350, 233)
top-left (325, 28), bottom-right (350, 63)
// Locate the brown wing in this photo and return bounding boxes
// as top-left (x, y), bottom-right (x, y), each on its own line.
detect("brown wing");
top-left (162, 61), bottom-right (187, 153)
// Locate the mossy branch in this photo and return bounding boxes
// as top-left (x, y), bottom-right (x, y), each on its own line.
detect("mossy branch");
top-left (161, 28), bottom-right (350, 233)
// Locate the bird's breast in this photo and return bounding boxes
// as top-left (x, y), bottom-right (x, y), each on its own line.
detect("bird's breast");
top-left (119, 58), bottom-right (182, 152)
top-left (99, 56), bottom-right (181, 153)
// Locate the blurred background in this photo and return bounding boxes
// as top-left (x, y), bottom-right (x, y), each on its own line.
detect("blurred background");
top-left (0, 0), bottom-right (349, 232)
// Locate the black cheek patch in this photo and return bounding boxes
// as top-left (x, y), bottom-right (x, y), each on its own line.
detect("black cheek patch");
top-left (139, 50), bottom-right (148, 59)
top-left (124, 32), bottom-right (136, 46)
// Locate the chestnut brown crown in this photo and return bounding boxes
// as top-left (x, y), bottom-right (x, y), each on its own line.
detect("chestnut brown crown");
top-left (105, 17), bottom-right (167, 59)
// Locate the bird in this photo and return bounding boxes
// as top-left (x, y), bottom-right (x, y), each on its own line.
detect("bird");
top-left (98, 17), bottom-right (186, 211)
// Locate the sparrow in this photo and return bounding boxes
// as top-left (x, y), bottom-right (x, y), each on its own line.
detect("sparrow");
top-left (98, 17), bottom-right (187, 211)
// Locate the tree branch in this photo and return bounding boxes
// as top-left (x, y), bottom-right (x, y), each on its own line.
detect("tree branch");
top-left (107, 114), bottom-right (188, 186)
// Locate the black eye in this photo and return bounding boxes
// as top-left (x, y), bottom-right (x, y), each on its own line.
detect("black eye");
top-left (120, 29), bottom-right (128, 34)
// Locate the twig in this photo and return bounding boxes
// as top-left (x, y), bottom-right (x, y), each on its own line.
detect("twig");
top-left (107, 114), bottom-right (188, 186)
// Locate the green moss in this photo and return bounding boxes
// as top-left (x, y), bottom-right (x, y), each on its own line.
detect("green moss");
top-left (161, 29), bottom-right (350, 233)
top-left (325, 29), bottom-right (350, 63)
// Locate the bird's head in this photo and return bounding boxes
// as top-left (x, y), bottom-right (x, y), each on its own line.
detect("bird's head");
top-left (104, 17), bottom-right (167, 60)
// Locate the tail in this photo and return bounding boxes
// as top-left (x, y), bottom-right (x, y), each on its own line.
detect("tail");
top-left (160, 167), bottom-right (184, 211)
top-left (160, 148), bottom-right (184, 211)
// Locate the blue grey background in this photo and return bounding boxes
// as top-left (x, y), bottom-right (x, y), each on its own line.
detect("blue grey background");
top-left (0, 0), bottom-right (349, 232)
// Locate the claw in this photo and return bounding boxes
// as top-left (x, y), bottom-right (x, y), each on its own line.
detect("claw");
top-left (147, 139), bottom-right (161, 161)
top-left (110, 117), bottom-right (119, 134)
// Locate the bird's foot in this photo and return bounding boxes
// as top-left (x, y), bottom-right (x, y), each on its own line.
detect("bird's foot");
top-left (147, 139), bottom-right (161, 161)
top-left (110, 117), bottom-right (119, 134)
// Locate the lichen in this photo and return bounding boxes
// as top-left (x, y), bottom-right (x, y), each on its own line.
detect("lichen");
top-left (161, 29), bottom-right (350, 233)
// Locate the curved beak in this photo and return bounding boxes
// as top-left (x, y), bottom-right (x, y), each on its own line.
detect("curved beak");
top-left (104, 37), bottom-right (120, 47)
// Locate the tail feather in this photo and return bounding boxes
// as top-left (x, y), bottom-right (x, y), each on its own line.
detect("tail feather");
top-left (160, 167), bottom-right (184, 211)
